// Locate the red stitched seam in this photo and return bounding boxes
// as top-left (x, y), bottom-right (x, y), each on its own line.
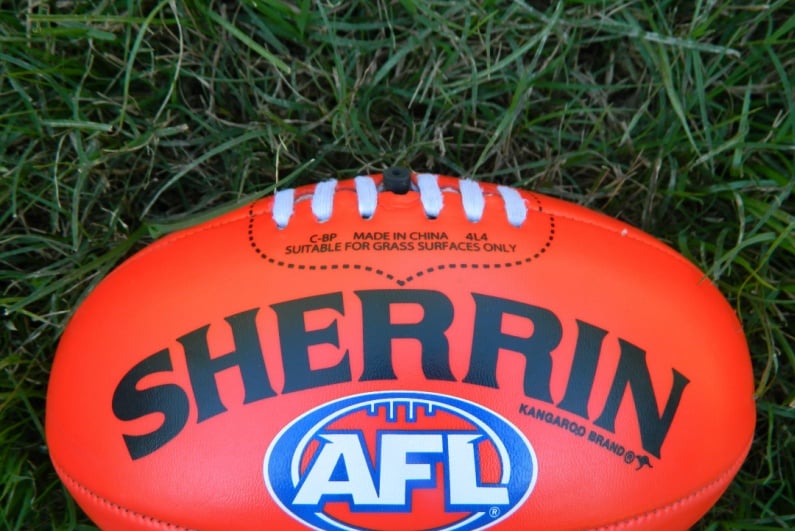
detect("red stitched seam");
top-left (52, 434), bottom-right (753, 530)
top-left (52, 460), bottom-right (193, 530)
top-left (542, 208), bottom-right (693, 267)
top-left (589, 433), bottom-right (754, 530)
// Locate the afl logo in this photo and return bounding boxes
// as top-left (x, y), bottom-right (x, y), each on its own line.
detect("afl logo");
top-left (264, 391), bottom-right (537, 531)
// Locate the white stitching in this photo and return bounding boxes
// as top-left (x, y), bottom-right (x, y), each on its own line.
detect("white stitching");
top-left (498, 184), bottom-right (528, 227)
top-left (354, 175), bottom-right (378, 219)
top-left (459, 178), bottom-right (486, 222)
top-left (309, 178), bottom-right (337, 222)
top-left (272, 187), bottom-right (294, 229)
top-left (270, 174), bottom-right (529, 227)
top-left (416, 173), bottom-right (444, 218)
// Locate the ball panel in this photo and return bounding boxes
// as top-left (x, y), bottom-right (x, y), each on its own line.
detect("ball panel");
top-left (46, 174), bottom-right (755, 530)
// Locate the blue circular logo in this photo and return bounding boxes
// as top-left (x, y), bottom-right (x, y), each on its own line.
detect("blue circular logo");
top-left (264, 391), bottom-right (537, 530)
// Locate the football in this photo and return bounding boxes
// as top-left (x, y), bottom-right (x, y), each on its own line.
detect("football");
top-left (46, 169), bottom-right (755, 530)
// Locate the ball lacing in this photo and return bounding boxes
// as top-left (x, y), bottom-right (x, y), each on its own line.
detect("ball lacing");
top-left (272, 174), bottom-right (528, 229)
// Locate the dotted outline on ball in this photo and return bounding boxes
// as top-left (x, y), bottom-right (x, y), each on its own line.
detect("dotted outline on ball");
top-left (246, 190), bottom-right (556, 285)
top-left (50, 432), bottom-right (752, 530)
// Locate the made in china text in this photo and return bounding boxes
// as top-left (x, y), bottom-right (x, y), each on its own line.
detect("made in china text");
top-left (111, 289), bottom-right (690, 460)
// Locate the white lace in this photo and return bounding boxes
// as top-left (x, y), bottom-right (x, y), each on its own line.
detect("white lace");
top-left (416, 173), bottom-right (444, 218)
top-left (354, 175), bottom-right (378, 219)
top-left (272, 174), bottom-right (527, 228)
top-left (272, 188), bottom-right (294, 228)
top-left (310, 179), bottom-right (337, 223)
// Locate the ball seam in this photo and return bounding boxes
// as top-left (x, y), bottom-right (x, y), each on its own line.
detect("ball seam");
top-left (51, 460), bottom-right (193, 531)
top-left (590, 431), bottom-right (754, 530)
top-left (50, 431), bottom-right (753, 530)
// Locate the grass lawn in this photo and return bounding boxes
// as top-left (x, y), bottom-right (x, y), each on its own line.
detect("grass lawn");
top-left (1, 0), bottom-right (793, 529)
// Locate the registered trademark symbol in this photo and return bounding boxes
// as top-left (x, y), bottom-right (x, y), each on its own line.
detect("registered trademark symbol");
top-left (489, 507), bottom-right (501, 518)
top-left (624, 450), bottom-right (636, 464)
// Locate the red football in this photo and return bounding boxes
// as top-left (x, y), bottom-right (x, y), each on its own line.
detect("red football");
top-left (46, 170), bottom-right (755, 530)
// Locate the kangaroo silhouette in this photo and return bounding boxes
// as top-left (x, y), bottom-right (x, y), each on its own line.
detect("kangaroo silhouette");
top-left (635, 455), bottom-right (653, 470)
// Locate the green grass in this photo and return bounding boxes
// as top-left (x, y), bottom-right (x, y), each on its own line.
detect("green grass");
top-left (1, 0), bottom-right (793, 529)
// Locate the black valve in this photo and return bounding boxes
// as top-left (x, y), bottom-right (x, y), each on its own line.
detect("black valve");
top-left (383, 167), bottom-right (412, 194)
